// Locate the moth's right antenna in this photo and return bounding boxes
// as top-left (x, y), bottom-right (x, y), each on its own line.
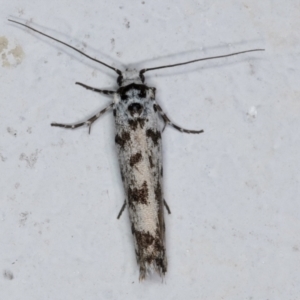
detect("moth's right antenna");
top-left (139, 49), bottom-right (265, 80)
top-left (8, 19), bottom-right (123, 77)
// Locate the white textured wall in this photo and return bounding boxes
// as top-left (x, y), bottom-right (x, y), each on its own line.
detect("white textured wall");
top-left (1, 1), bottom-right (299, 299)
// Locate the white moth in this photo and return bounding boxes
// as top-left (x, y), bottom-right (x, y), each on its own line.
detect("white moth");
top-left (9, 19), bottom-right (264, 280)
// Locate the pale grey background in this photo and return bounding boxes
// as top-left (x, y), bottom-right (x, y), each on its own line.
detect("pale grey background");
top-left (1, 1), bottom-right (299, 299)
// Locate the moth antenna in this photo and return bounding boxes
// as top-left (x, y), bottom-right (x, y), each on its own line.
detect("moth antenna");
top-left (139, 49), bottom-right (265, 77)
top-left (8, 19), bottom-right (122, 77)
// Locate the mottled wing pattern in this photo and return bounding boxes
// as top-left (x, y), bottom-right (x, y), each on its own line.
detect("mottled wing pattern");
top-left (115, 97), bottom-right (166, 280)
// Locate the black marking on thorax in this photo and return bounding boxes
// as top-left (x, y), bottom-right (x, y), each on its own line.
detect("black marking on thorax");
top-left (117, 83), bottom-right (148, 100)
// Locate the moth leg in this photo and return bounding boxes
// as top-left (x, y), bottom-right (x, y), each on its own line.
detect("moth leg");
top-left (51, 103), bottom-right (114, 134)
top-left (155, 103), bottom-right (204, 134)
top-left (117, 200), bottom-right (127, 219)
top-left (164, 199), bottom-right (171, 214)
top-left (76, 82), bottom-right (116, 96)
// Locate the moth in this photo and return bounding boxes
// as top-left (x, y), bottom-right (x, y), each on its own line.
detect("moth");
top-left (9, 19), bottom-right (264, 280)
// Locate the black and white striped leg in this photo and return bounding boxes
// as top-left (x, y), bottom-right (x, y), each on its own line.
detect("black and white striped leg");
top-left (76, 82), bottom-right (116, 96)
top-left (164, 199), bottom-right (171, 214)
top-left (155, 103), bottom-right (204, 134)
top-left (51, 103), bottom-right (114, 134)
top-left (117, 200), bottom-right (127, 219)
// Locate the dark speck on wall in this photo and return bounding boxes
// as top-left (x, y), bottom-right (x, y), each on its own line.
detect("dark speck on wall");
top-left (3, 270), bottom-right (14, 280)
top-left (124, 18), bottom-right (130, 29)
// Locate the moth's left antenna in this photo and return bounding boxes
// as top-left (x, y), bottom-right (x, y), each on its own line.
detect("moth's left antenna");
top-left (8, 19), bottom-right (122, 76)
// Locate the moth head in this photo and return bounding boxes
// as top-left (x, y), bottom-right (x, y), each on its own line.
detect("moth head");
top-left (118, 69), bottom-right (145, 86)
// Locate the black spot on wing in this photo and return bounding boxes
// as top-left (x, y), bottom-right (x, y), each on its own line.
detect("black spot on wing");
top-left (153, 228), bottom-right (163, 250)
top-left (130, 152), bottom-right (143, 167)
top-left (135, 231), bottom-right (155, 248)
top-left (128, 181), bottom-right (149, 208)
top-left (115, 131), bottom-right (131, 148)
top-left (155, 255), bottom-right (167, 275)
top-left (155, 181), bottom-right (162, 203)
top-left (146, 129), bottom-right (161, 146)
top-left (128, 118), bottom-right (146, 130)
top-left (148, 155), bottom-right (154, 168)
